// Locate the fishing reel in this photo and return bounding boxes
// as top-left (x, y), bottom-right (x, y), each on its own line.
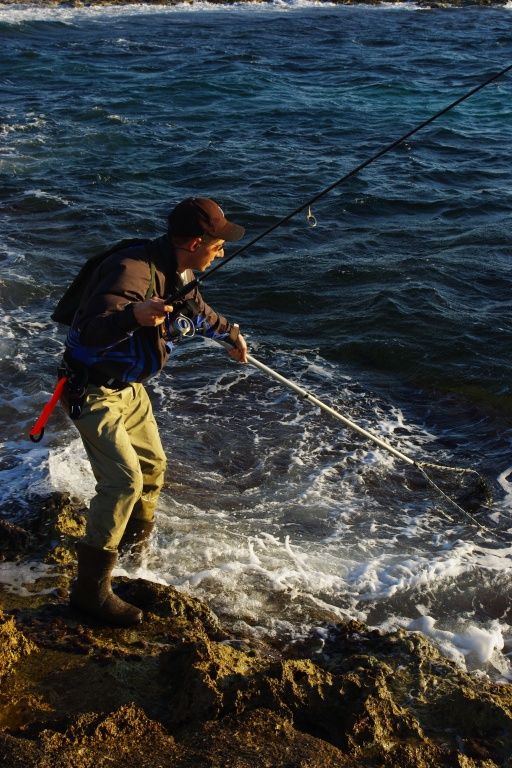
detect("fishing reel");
top-left (164, 313), bottom-right (196, 342)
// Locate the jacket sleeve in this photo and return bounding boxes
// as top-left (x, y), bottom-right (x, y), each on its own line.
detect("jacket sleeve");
top-left (73, 257), bottom-right (151, 347)
top-left (188, 285), bottom-right (240, 345)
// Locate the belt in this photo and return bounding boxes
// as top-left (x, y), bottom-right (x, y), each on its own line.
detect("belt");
top-left (87, 372), bottom-right (130, 391)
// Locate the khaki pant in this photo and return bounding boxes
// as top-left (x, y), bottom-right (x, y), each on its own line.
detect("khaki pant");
top-left (73, 383), bottom-right (167, 551)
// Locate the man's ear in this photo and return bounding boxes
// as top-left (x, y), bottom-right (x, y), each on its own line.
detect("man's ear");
top-left (189, 237), bottom-right (203, 252)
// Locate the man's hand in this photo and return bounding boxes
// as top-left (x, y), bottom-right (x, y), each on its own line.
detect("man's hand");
top-left (133, 298), bottom-right (173, 327)
top-left (228, 331), bottom-right (247, 363)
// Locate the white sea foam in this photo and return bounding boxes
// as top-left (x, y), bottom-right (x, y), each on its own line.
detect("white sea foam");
top-left (2, 410), bottom-right (512, 679)
top-left (117, 501), bottom-right (511, 677)
top-left (0, 112), bottom-right (47, 136)
top-left (26, 189), bottom-right (70, 206)
top-left (0, 0), bottom-right (432, 25)
top-left (0, 561), bottom-right (58, 596)
top-left (497, 466), bottom-right (512, 507)
top-left (0, 432), bottom-right (94, 511)
top-left (399, 615), bottom-right (511, 680)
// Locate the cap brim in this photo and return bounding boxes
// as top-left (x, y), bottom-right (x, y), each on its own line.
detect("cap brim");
top-left (218, 221), bottom-right (245, 242)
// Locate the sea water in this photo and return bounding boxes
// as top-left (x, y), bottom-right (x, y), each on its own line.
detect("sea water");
top-left (1, 0), bottom-right (512, 679)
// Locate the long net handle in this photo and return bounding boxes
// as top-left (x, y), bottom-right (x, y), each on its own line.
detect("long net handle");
top-left (244, 349), bottom-right (415, 466)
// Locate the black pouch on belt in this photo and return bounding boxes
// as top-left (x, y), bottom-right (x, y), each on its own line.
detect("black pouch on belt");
top-left (59, 362), bottom-right (89, 421)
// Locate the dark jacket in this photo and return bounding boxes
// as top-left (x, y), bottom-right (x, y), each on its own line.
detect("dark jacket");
top-left (64, 234), bottom-right (240, 385)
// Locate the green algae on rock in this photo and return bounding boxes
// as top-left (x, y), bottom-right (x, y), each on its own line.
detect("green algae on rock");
top-left (0, 611), bottom-right (37, 682)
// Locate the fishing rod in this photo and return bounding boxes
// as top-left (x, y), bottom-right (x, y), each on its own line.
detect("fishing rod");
top-left (166, 62), bottom-right (512, 305)
top-left (213, 339), bottom-right (505, 541)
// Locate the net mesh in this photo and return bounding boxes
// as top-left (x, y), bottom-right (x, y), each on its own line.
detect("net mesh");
top-left (415, 461), bottom-right (495, 532)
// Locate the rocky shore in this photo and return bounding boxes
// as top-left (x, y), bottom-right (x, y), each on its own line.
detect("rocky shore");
top-left (0, 491), bottom-right (510, 767)
top-left (0, 0), bottom-right (509, 8)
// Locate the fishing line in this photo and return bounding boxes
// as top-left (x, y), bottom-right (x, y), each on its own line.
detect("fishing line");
top-left (166, 62), bottom-right (512, 304)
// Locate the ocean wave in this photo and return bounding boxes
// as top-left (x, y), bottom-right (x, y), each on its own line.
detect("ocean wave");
top-left (0, 0), bottom-right (456, 27)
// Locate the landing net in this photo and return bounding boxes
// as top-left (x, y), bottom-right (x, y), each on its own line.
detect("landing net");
top-left (415, 461), bottom-right (497, 535)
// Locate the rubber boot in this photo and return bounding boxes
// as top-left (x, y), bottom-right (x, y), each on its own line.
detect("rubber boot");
top-left (119, 518), bottom-right (155, 566)
top-left (70, 542), bottom-right (143, 626)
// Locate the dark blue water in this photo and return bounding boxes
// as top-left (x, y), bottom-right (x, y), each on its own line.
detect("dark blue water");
top-left (1, 1), bottom-right (512, 678)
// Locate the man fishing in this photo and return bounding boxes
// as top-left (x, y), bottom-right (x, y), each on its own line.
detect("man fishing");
top-left (61, 197), bottom-right (247, 626)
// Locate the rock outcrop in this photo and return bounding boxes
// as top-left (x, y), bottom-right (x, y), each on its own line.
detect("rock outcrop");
top-left (0, 0), bottom-right (509, 8)
top-left (0, 492), bottom-right (511, 767)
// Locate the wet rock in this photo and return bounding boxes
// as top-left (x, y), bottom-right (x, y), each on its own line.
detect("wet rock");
top-left (0, 521), bottom-right (32, 561)
top-left (0, 0), bottom-right (508, 5)
top-left (0, 610), bottom-right (37, 680)
top-left (115, 578), bottom-right (221, 636)
top-left (0, 704), bottom-right (186, 768)
top-left (35, 492), bottom-right (86, 564)
top-left (0, 702), bottom-right (354, 768)
top-left (0, 492), bottom-right (86, 565)
top-left (184, 707), bottom-right (354, 767)
top-left (0, 0), bottom-right (509, 6)
top-left (0, 492), bottom-right (512, 767)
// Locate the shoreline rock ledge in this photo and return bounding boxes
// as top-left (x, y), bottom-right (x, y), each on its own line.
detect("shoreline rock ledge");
top-left (1, 492), bottom-right (512, 767)
top-left (0, 0), bottom-right (509, 8)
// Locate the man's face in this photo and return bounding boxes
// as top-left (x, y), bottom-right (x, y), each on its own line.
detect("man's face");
top-left (189, 238), bottom-right (225, 272)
